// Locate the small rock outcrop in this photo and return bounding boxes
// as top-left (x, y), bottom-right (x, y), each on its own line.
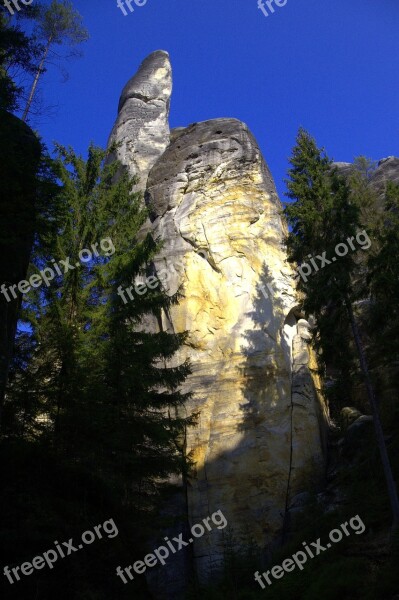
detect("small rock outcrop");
top-left (335, 156), bottom-right (399, 205)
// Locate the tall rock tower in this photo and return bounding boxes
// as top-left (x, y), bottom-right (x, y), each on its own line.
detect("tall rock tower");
top-left (108, 50), bottom-right (329, 598)
top-left (107, 50), bottom-right (172, 191)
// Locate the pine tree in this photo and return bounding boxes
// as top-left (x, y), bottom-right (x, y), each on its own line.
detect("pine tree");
top-left (283, 128), bottom-right (399, 532)
top-left (283, 128), bottom-right (358, 409)
top-left (22, 0), bottom-right (88, 121)
top-left (7, 143), bottom-right (194, 525)
top-left (0, 4), bottom-right (43, 111)
top-left (367, 181), bottom-right (399, 365)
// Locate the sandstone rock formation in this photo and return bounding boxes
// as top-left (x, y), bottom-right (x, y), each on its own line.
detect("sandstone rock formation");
top-left (108, 51), bottom-right (329, 597)
top-left (107, 50), bottom-right (172, 190)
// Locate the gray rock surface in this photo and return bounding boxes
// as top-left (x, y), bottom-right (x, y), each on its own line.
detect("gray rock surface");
top-left (107, 50), bottom-right (172, 190)
top-left (371, 156), bottom-right (399, 194)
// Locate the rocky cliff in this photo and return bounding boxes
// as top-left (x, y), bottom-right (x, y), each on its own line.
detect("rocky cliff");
top-left (107, 50), bottom-right (329, 597)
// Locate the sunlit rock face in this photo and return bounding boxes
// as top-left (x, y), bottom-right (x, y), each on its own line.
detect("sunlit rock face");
top-left (145, 118), bottom-right (327, 576)
top-left (108, 51), bottom-right (329, 597)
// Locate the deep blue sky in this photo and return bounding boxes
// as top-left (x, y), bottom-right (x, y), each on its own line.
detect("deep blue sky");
top-left (32, 0), bottom-right (399, 198)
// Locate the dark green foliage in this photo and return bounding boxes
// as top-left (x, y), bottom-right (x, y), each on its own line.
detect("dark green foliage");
top-left (283, 128), bottom-right (361, 412)
top-left (0, 440), bottom-right (152, 600)
top-left (22, 0), bottom-right (89, 121)
top-left (0, 6), bottom-right (44, 111)
top-left (1, 145), bottom-right (193, 598)
top-left (35, 0), bottom-right (88, 47)
top-left (6, 143), bottom-right (194, 484)
top-left (367, 181), bottom-right (399, 365)
top-left (1, 2), bottom-right (88, 119)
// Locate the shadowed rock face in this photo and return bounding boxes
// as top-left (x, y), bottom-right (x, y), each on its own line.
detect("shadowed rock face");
top-left (108, 52), bottom-right (329, 598)
top-left (0, 111), bottom-right (42, 423)
top-left (371, 157), bottom-right (399, 191)
top-left (107, 50), bottom-right (172, 190)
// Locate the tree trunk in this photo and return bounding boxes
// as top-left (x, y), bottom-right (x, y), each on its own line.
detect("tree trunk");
top-left (22, 36), bottom-right (52, 122)
top-left (344, 295), bottom-right (399, 533)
